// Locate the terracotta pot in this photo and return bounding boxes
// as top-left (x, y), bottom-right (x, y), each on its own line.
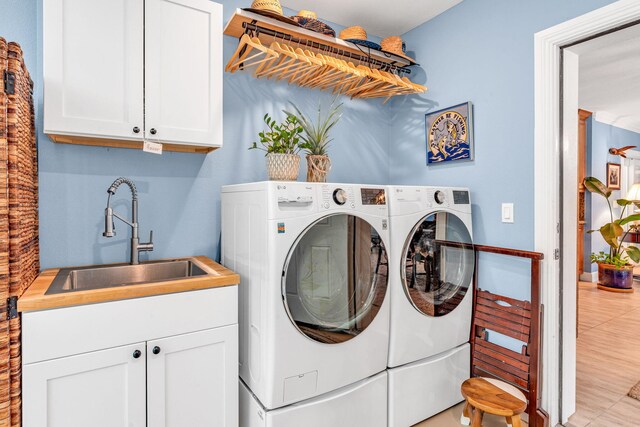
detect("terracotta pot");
top-left (306, 155), bottom-right (331, 182)
top-left (266, 153), bottom-right (300, 181)
top-left (597, 263), bottom-right (634, 291)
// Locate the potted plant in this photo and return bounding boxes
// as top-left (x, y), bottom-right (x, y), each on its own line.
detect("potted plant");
top-left (584, 176), bottom-right (640, 292)
top-left (285, 100), bottom-right (343, 183)
top-left (250, 113), bottom-right (304, 181)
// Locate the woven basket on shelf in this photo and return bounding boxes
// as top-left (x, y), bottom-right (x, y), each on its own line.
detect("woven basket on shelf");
top-left (266, 153), bottom-right (300, 181)
top-left (306, 155), bottom-right (331, 183)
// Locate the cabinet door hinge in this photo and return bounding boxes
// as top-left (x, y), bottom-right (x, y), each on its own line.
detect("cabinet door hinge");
top-left (7, 296), bottom-right (18, 320)
top-left (554, 248), bottom-right (560, 260)
top-left (3, 70), bottom-right (15, 95)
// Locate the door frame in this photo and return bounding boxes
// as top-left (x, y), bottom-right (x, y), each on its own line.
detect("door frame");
top-left (534, 1), bottom-right (640, 424)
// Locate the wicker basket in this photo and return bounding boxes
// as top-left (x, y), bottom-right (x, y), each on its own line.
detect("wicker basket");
top-left (306, 155), bottom-right (331, 183)
top-left (266, 153), bottom-right (300, 181)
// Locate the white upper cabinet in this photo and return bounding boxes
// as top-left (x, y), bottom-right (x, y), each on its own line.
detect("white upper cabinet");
top-left (44, 0), bottom-right (144, 141)
top-left (145, 0), bottom-right (222, 147)
top-left (44, 0), bottom-right (222, 152)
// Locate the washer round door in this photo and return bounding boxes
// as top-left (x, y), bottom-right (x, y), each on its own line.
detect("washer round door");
top-left (402, 211), bottom-right (474, 317)
top-left (282, 214), bottom-right (388, 344)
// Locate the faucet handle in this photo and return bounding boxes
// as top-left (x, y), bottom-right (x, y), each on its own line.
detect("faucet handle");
top-left (148, 230), bottom-right (153, 244)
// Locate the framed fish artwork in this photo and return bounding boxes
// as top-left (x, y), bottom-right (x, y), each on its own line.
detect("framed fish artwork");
top-left (425, 102), bottom-right (474, 165)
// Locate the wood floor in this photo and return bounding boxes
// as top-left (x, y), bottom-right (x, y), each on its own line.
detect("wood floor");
top-left (414, 402), bottom-right (528, 427)
top-left (567, 281), bottom-right (640, 427)
top-left (417, 280), bottom-right (640, 426)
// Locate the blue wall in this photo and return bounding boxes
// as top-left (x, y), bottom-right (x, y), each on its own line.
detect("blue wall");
top-left (1, 0), bottom-right (627, 280)
top-left (389, 0), bottom-right (617, 301)
top-left (587, 119), bottom-right (640, 272)
top-left (2, 0), bottom-right (390, 270)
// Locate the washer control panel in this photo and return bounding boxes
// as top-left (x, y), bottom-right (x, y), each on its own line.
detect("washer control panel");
top-left (322, 185), bottom-right (356, 209)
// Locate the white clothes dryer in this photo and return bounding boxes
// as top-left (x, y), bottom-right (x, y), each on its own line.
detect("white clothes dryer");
top-left (386, 186), bottom-right (474, 427)
top-left (222, 182), bottom-right (390, 422)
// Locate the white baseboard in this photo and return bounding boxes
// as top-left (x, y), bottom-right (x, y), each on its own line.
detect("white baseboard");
top-left (579, 271), bottom-right (597, 282)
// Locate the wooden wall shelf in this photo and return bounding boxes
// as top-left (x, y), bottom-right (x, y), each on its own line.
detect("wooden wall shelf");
top-left (223, 10), bottom-right (426, 100)
top-left (49, 134), bottom-right (216, 154)
top-left (223, 9), bottom-right (412, 70)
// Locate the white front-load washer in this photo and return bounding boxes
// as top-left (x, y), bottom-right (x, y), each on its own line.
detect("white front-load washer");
top-left (386, 186), bottom-right (475, 427)
top-left (222, 182), bottom-right (390, 426)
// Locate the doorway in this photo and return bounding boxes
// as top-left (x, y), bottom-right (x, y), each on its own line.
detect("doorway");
top-left (568, 24), bottom-right (640, 424)
top-left (534, 1), bottom-right (640, 425)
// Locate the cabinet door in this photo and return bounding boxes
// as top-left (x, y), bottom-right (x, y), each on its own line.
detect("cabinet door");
top-left (144, 0), bottom-right (223, 147)
top-left (23, 343), bottom-right (146, 427)
top-left (43, 0), bottom-right (144, 140)
top-left (147, 325), bottom-right (238, 427)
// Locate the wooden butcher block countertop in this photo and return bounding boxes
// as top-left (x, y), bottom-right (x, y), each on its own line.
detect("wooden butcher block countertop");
top-left (18, 256), bottom-right (239, 312)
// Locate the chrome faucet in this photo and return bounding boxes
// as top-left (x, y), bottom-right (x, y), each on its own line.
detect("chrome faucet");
top-left (103, 177), bottom-right (154, 265)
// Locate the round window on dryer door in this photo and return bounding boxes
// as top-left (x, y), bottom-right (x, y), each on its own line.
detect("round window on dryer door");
top-left (282, 214), bottom-right (388, 344)
top-left (401, 211), bottom-right (474, 317)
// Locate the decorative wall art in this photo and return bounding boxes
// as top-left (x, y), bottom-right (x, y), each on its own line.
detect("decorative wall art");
top-left (607, 162), bottom-right (621, 190)
top-left (425, 102), bottom-right (474, 165)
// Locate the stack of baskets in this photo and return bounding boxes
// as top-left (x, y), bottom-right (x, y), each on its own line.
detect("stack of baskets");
top-left (0, 37), bottom-right (40, 427)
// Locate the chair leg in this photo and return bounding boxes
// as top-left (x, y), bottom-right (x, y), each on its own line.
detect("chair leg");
top-left (460, 402), bottom-right (471, 425)
top-left (506, 416), bottom-right (513, 427)
top-left (508, 415), bottom-right (522, 427)
top-left (471, 408), bottom-right (483, 427)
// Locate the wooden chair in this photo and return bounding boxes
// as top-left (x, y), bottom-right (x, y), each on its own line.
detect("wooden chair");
top-left (461, 245), bottom-right (548, 427)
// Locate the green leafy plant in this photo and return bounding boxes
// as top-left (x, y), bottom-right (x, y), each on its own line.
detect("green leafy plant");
top-left (250, 113), bottom-right (303, 155)
top-left (284, 100), bottom-right (343, 156)
top-left (584, 176), bottom-right (640, 268)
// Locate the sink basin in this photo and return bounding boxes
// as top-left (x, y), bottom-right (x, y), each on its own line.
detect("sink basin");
top-left (46, 259), bottom-right (211, 294)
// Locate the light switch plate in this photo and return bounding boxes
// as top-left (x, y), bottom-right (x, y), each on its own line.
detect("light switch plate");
top-left (502, 203), bottom-right (514, 223)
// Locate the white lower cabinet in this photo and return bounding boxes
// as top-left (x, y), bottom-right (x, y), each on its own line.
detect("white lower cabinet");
top-left (23, 343), bottom-right (147, 427)
top-left (147, 326), bottom-right (239, 427)
top-left (22, 286), bottom-right (238, 427)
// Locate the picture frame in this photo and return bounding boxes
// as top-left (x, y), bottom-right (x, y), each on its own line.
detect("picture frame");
top-left (607, 162), bottom-right (621, 190)
top-left (425, 102), bottom-right (474, 165)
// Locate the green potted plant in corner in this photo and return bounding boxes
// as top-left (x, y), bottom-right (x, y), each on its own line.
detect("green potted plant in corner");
top-left (250, 113), bottom-right (304, 181)
top-left (285, 100), bottom-right (343, 183)
top-left (584, 176), bottom-right (640, 292)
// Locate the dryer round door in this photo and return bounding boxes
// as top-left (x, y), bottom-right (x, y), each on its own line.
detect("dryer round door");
top-left (282, 214), bottom-right (388, 344)
top-left (402, 211), bottom-right (474, 317)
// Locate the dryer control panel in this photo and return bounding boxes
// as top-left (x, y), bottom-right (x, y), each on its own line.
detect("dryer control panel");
top-left (319, 185), bottom-right (388, 214)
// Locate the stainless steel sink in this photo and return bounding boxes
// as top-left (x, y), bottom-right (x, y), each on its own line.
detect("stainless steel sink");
top-left (46, 259), bottom-right (210, 294)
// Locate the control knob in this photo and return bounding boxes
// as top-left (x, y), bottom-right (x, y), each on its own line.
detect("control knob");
top-left (434, 190), bottom-right (446, 205)
top-left (333, 188), bottom-right (348, 205)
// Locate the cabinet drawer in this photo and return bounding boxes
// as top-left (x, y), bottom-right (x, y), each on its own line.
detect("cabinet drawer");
top-left (22, 285), bottom-right (237, 364)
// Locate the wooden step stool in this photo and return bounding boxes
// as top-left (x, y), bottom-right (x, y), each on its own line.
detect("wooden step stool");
top-left (461, 377), bottom-right (527, 426)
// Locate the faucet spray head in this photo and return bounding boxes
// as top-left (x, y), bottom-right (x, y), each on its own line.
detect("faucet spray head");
top-left (103, 207), bottom-right (115, 237)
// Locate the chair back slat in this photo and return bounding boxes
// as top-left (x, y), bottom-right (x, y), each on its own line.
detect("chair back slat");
top-left (476, 290), bottom-right (532, 319)
top-left (472, 360), bottom-right (529, 389)
top-left (473, 349), bottom-right (529, 382)
top-left (475, 303), bottom-right (531, 327)
top-left (475, 339), bottom-right (530, 372)
top-left (475, 310), bottom-right (530, 342)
